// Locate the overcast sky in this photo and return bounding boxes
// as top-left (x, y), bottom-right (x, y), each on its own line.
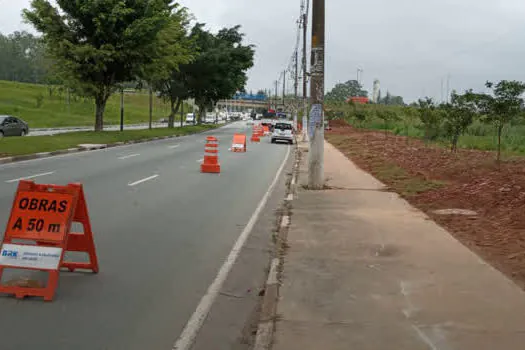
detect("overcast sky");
top-left (2, 0), bottom-right (525, 102)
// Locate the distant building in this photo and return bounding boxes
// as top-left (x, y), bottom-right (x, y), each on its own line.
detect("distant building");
top-left (372, 79), bottom-right (380, 103)
top-left (346, 96), bottom-right (369, 104)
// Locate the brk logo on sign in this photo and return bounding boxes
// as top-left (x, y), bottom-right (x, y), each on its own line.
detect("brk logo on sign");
top-left (1, 249), bottom-right (18, 258)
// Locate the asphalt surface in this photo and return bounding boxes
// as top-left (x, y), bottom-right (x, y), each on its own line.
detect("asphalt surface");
top-left (0, 121), bottom-right (292, 350)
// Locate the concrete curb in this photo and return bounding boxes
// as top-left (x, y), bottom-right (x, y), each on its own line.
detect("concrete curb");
top-left (252, 145), bottom-right (301, 350)
top-left (0, 128), bottom-right (217, 165)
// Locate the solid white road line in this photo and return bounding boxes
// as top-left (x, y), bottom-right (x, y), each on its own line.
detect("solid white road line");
top-left (196, 158), bottom-right (204, 163)
top-left (168, 144), bottom-right (181, 149)
top-left (128, 174), bottom-right (159, 187)
top-left (5, 171), bottom-right (55, 183)
top-left (172, 145), bottom-right (291, 350)
top-left (118, 153), bottom-right (140, 160)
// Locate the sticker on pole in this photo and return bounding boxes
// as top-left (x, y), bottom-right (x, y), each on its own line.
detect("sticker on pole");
top-left (308, 104), bottom-right (323, 139)
top-left (5, 190), bottom-right (74, 242)
top-left (0, 244), bottom-right (62, 270)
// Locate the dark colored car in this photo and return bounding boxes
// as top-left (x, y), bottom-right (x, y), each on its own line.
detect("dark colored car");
top-left (0, 115), bottom-right (29, 137)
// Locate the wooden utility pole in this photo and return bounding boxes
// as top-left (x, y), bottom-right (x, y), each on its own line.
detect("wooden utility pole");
top-left (308, 0), bottom-right (325, 189)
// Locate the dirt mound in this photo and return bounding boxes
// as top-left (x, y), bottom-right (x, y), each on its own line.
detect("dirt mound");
top-left (327, 121), bottom-right (525, 289)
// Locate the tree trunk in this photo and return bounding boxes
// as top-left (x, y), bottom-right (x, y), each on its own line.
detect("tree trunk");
top-left (180, 101), bottom-right (184, 128)
top-left (94, 94), bottom-right (107, 132)
top-left (168, 98), bottom-right (180, 129)
top-left (497, 124), bottom-right (503, 163)
top-left (451, 135), bottom-right (459, 153)
top-left (198, 104), bottom-right (206, 124)
top-left (148, 87), bottom-right (153, 130)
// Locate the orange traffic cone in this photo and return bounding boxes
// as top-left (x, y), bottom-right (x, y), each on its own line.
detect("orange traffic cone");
top-left (201, 136), bottom-right (221, 173)
top-left (250, 125), bottom-right (261, 143)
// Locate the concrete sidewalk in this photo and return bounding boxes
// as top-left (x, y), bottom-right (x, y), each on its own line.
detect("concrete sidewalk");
top-left (273, 141), bottom-right (525, 350)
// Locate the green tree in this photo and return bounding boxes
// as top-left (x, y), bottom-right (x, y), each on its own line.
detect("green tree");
top-left (440, 91), bottom-right (477, 152)
top-left (144, 7), bottom-right (194, 128)
top-left (325, 80), bottom-right (368, 102)
top-left (24, 0), bottom-right (179, 131)
top-left (469, 80), bottom-right (525, 161)
top-left (401, 106), bottom-right (417, 141)
top-left (185, 24), bottom-right (255, 122)
top-left (0, 31), bottom-right (49, 83)
top-left (379, 91), bottom-right (405, 106)
top-left (417, 97), bottom-right (442, 141)
top-left (376, 108), bottom-right (400, 138)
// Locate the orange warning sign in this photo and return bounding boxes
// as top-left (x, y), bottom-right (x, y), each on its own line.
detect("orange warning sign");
top-left (0, 180), bottom-right (99, 301)
top-left (6, 190), bottom-right (74, 242)
top-left (231, 133), bottom-right (247, 152)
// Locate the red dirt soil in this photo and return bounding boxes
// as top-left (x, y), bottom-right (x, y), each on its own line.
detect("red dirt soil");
top-left (326, 120), bottom-right (525, 289)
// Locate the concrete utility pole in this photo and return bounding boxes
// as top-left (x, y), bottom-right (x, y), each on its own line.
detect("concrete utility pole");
top-left (302, 0), bottom-right (309, 141)
top-left (308, 0), bottom-right (325, 189)
top-left (282, 70), bottom-right (286, 105)
top-left (294, 48), bottom-right (299, 130)
top-left (275, 80), bottom-right (279, 110)
top-left (357, 68), bottom-right (363, 85)
top-left (294, 50), bottom-right (299, 99)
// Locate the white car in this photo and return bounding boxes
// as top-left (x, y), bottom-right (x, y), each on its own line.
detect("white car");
top-left (271, 122), bottom-right (295, 144)
top-left (185, 113), bottom-right (196, 124)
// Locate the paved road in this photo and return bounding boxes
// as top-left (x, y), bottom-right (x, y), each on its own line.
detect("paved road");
top-left (0, 121), bottom-right (291, 350)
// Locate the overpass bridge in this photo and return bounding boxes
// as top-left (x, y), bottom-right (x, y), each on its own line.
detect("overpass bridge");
top-left (216, 99), bottom-right (294, 112)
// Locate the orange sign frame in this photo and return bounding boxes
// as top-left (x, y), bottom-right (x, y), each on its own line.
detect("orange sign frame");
top-left (0, 180), bottom-right (99, 301)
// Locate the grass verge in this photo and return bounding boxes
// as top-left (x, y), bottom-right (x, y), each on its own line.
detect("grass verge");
top-left (0, 80), bottom-right (192, 128)
top-left (0, 124), bottom-right (217, 157)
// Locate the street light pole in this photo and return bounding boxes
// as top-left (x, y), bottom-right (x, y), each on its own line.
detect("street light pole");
top-left (308, 0), bottom-right (325, 189)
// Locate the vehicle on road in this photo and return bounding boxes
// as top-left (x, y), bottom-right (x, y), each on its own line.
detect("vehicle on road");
top-left (185, 113), bottom-right (196, 124)
top-left (0, 115), bottom-right (29, 137)
top-left (271, 121), bottom-right (294, 144)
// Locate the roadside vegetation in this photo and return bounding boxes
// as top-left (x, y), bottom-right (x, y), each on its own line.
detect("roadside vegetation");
top-left (0, 0), bottom-right (255, 130)
top-left (0, 125), bottom-right (216, 157)
top-left (326, 80), bottom-right (525, 160)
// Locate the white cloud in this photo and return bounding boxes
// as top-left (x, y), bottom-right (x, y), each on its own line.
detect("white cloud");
top-left (2, 0), bottom-right (525, 102)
